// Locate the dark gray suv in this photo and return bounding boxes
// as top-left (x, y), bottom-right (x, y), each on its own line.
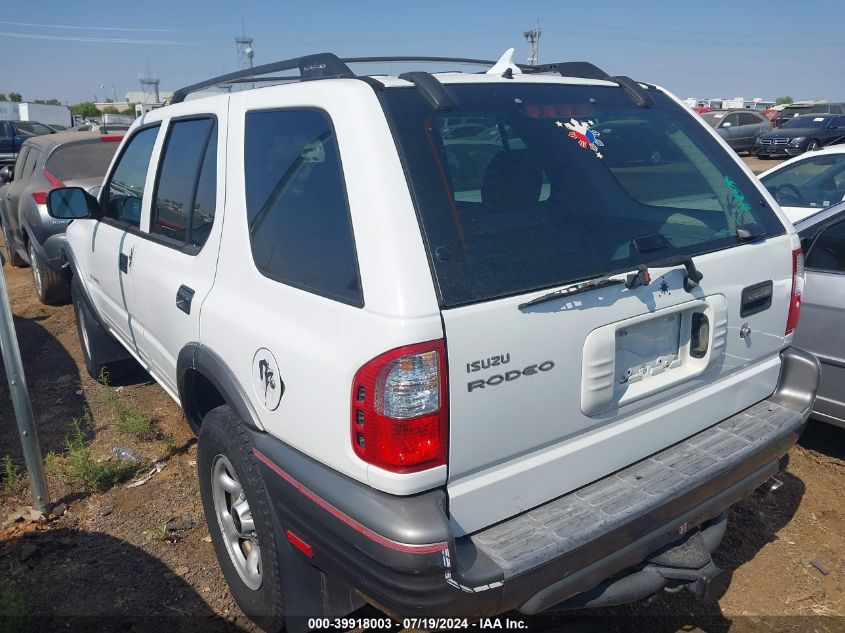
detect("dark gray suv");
top-left (0, 131), bottom-right (122, 303)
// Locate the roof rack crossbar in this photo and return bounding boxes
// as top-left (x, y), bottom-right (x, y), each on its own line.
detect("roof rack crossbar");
top-left (398, 71), bottom-right (457, 110)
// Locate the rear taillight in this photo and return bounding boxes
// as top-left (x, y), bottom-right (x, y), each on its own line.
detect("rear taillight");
top-left (786, 248), bottom-right (804, 335)
top-left (32, 169), bottom-right (65, 205)
top-left (351, 340), bottom-right (448, 473)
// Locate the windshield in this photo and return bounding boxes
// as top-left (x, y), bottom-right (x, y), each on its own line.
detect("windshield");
top-left (699, 112), bottom-right (727, 128)
top-left (382, 83), bottom-right (785, 307)
top-left (46, 140), bottom-right (121, 181)
top-left (782, 116), bottom-right (830, 129)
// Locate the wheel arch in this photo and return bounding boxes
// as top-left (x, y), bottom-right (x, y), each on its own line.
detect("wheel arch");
top-left (178, 343), bottom-right (265, 435)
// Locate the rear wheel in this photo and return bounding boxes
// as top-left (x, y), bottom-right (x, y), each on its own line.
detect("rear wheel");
top-left (2, 222), bottom-right (26, 267)
top-left (199, 405), bottom-right (285, 631)
top-left (29, 242), bottom-right (70, 305)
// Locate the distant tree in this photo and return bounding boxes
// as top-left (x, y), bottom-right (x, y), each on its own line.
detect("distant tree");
top-left (70, 101), bottom-right (101, 117)
top-left (775, 96), bottom-right (793, 105)
top-left (0, 94), bottom-right (6, 102)
top-left (34, 98), bottom-right (62, 105)
top-left (120, 104), bottom-right (137, 116)
top-left (101, 106), bottom-right (119, 114)
top-left (8, 92), bottom-right (22, 102)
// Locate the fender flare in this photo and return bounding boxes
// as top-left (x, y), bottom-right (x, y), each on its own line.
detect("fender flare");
top-left (177, 343), bottom-right (265, 434)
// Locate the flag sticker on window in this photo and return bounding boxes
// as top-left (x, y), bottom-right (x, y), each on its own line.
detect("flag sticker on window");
top-left (558, 118), bottom-right (604, 159)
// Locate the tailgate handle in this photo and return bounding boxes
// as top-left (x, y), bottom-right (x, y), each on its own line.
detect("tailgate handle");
top-left (740, 280), bottom-right (773, 317)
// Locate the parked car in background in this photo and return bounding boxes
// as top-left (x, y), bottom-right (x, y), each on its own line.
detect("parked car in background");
top-left (754, 114), bottom-right (845, 160)
top-left (759, 146), bottom-right (845, 223)
top-left (0, 131), bottom-right (122, 303)
top-left (773, 102), bottom-right (845, 128)
top-left (700, 109), bottom-right (771, 154)
top-left (794, 200), bottom-right (845, 428)
top-left (0, 119), bottom-right (56, 165)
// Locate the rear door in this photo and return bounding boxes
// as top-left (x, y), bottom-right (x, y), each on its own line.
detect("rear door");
top-left (126, 104), bottom-right (227, 394)
top-left (4, 146), bottom-right (40, 245)
top-left (795, 217), bottom-right (845, 423)
top-left (380, 81), bottom-right (796, 534)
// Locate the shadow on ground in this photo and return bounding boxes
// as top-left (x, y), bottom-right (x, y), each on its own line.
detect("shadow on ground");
top-left (0, 527), bottom-right (247, 633)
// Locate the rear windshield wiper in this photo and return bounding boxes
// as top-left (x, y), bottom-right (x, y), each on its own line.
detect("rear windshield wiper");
top-left (518, 276), bottom-right (624, 309)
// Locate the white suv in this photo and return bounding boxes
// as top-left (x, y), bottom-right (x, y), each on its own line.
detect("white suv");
top-left (46, 51), bottom-right (819, 630)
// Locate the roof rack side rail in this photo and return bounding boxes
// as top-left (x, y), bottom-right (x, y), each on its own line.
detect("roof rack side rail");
top-left (171, 52), bottom-right (354, 104)
top-left (397, 72), bottom-right (457, 110)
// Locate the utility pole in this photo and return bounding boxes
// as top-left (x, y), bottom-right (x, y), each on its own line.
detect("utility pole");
top-left (0, 255), bottom-right (50, 515)
top-left (523, 24), bottom-right (542, 66)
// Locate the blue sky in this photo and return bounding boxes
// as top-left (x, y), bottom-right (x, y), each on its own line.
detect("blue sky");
top-left (2, 0), bottom-right (843, 105)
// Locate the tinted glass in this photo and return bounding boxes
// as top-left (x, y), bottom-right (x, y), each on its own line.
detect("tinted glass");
top-left (15, 121), bottom-right (51, 136)
top-left (244, 109), bottom-right (362, 306)
top-left (761, 155), bottom-right (845, 209)
top-left (103, 125), bottom-right (159, 226)
top-left (782, 116), bottom-right (830, 129)
top-left (383, 84), bottom-right (785, 306)
top-left (699, 112), bottom-right (724, 128)
top-left (21, 148), bottom-right (40, 179)
top-left (12, 147), bottom-right (29, 181)
top-left (151, 118), bottom-right (215, 244)
top-left (739, 112), bottom-right (761, 125)
top-left (806, 219), bottom-right (845, 272)
top-left (190, 129), bottom-right (217, 248)
top-left (46, 140), bottom-right (120, 181)
top-left (722, 113), bottom-right (740, 127)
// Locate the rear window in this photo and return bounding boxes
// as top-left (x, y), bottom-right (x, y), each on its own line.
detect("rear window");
top-left (46, 140), bottom-right (121, 181)
top-left (382, 83), bottom-right (785, 307)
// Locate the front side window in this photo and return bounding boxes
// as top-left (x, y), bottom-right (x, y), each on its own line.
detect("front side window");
top-left (150, 118), bottom-right (217, 248)
top-left (102, 125), bottom-right (160, 226)
top-left (244, 109), bottom-right (362, 306)
top-left (382, 83), bottom-right (785, 306)
top-left (20, 148), bottom-right (40, 180)
top-left (761, 155), bottom-right (845, 209)
top-left (806, 219), bottom-right (845, 273)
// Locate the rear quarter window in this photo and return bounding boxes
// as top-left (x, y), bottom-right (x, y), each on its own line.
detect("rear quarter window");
top-left (244, 109), bottom-right (362, 306)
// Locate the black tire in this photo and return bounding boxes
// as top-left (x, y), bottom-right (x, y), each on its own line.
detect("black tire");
top-left (2, 221), bottom-right (27, 267)
top-left (807, 140), bottom-right (820, 152)
top-left (71, 276), bottom-right (135, 382)
top-left (198, 405), bottom-right (285, 632)
top-left (29, 241), bottom-right (70, 305)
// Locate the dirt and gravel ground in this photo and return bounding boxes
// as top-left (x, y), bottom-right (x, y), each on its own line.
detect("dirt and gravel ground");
top-left (1, 154), bottom-right (843, 632)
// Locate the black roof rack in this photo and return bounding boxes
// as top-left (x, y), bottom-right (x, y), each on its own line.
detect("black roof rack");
top-left (171, 53), bottom-right (640, 105)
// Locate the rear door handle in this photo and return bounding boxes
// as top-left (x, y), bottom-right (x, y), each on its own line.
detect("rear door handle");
top-left (176, 285), bottom-right (195, 315)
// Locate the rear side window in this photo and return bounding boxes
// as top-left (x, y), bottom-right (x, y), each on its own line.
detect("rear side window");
top-left (13, 147), bottom-right (29, 181)
top-left (21, 148), bottom-right (40, 179)
top-left (46, 140), bottom-right (121, 181)
top-left (806, 219), bottom-right (845, 273)
top-left (151, 117), bottom-right (217, 248)
top-left (244, 109), bottom-right (362, 306)
top-left (103, 125), bottom-right (160, 227)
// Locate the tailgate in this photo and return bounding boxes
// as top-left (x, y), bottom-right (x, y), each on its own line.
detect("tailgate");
top-left (444, 236), bottom-right (795, 536)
